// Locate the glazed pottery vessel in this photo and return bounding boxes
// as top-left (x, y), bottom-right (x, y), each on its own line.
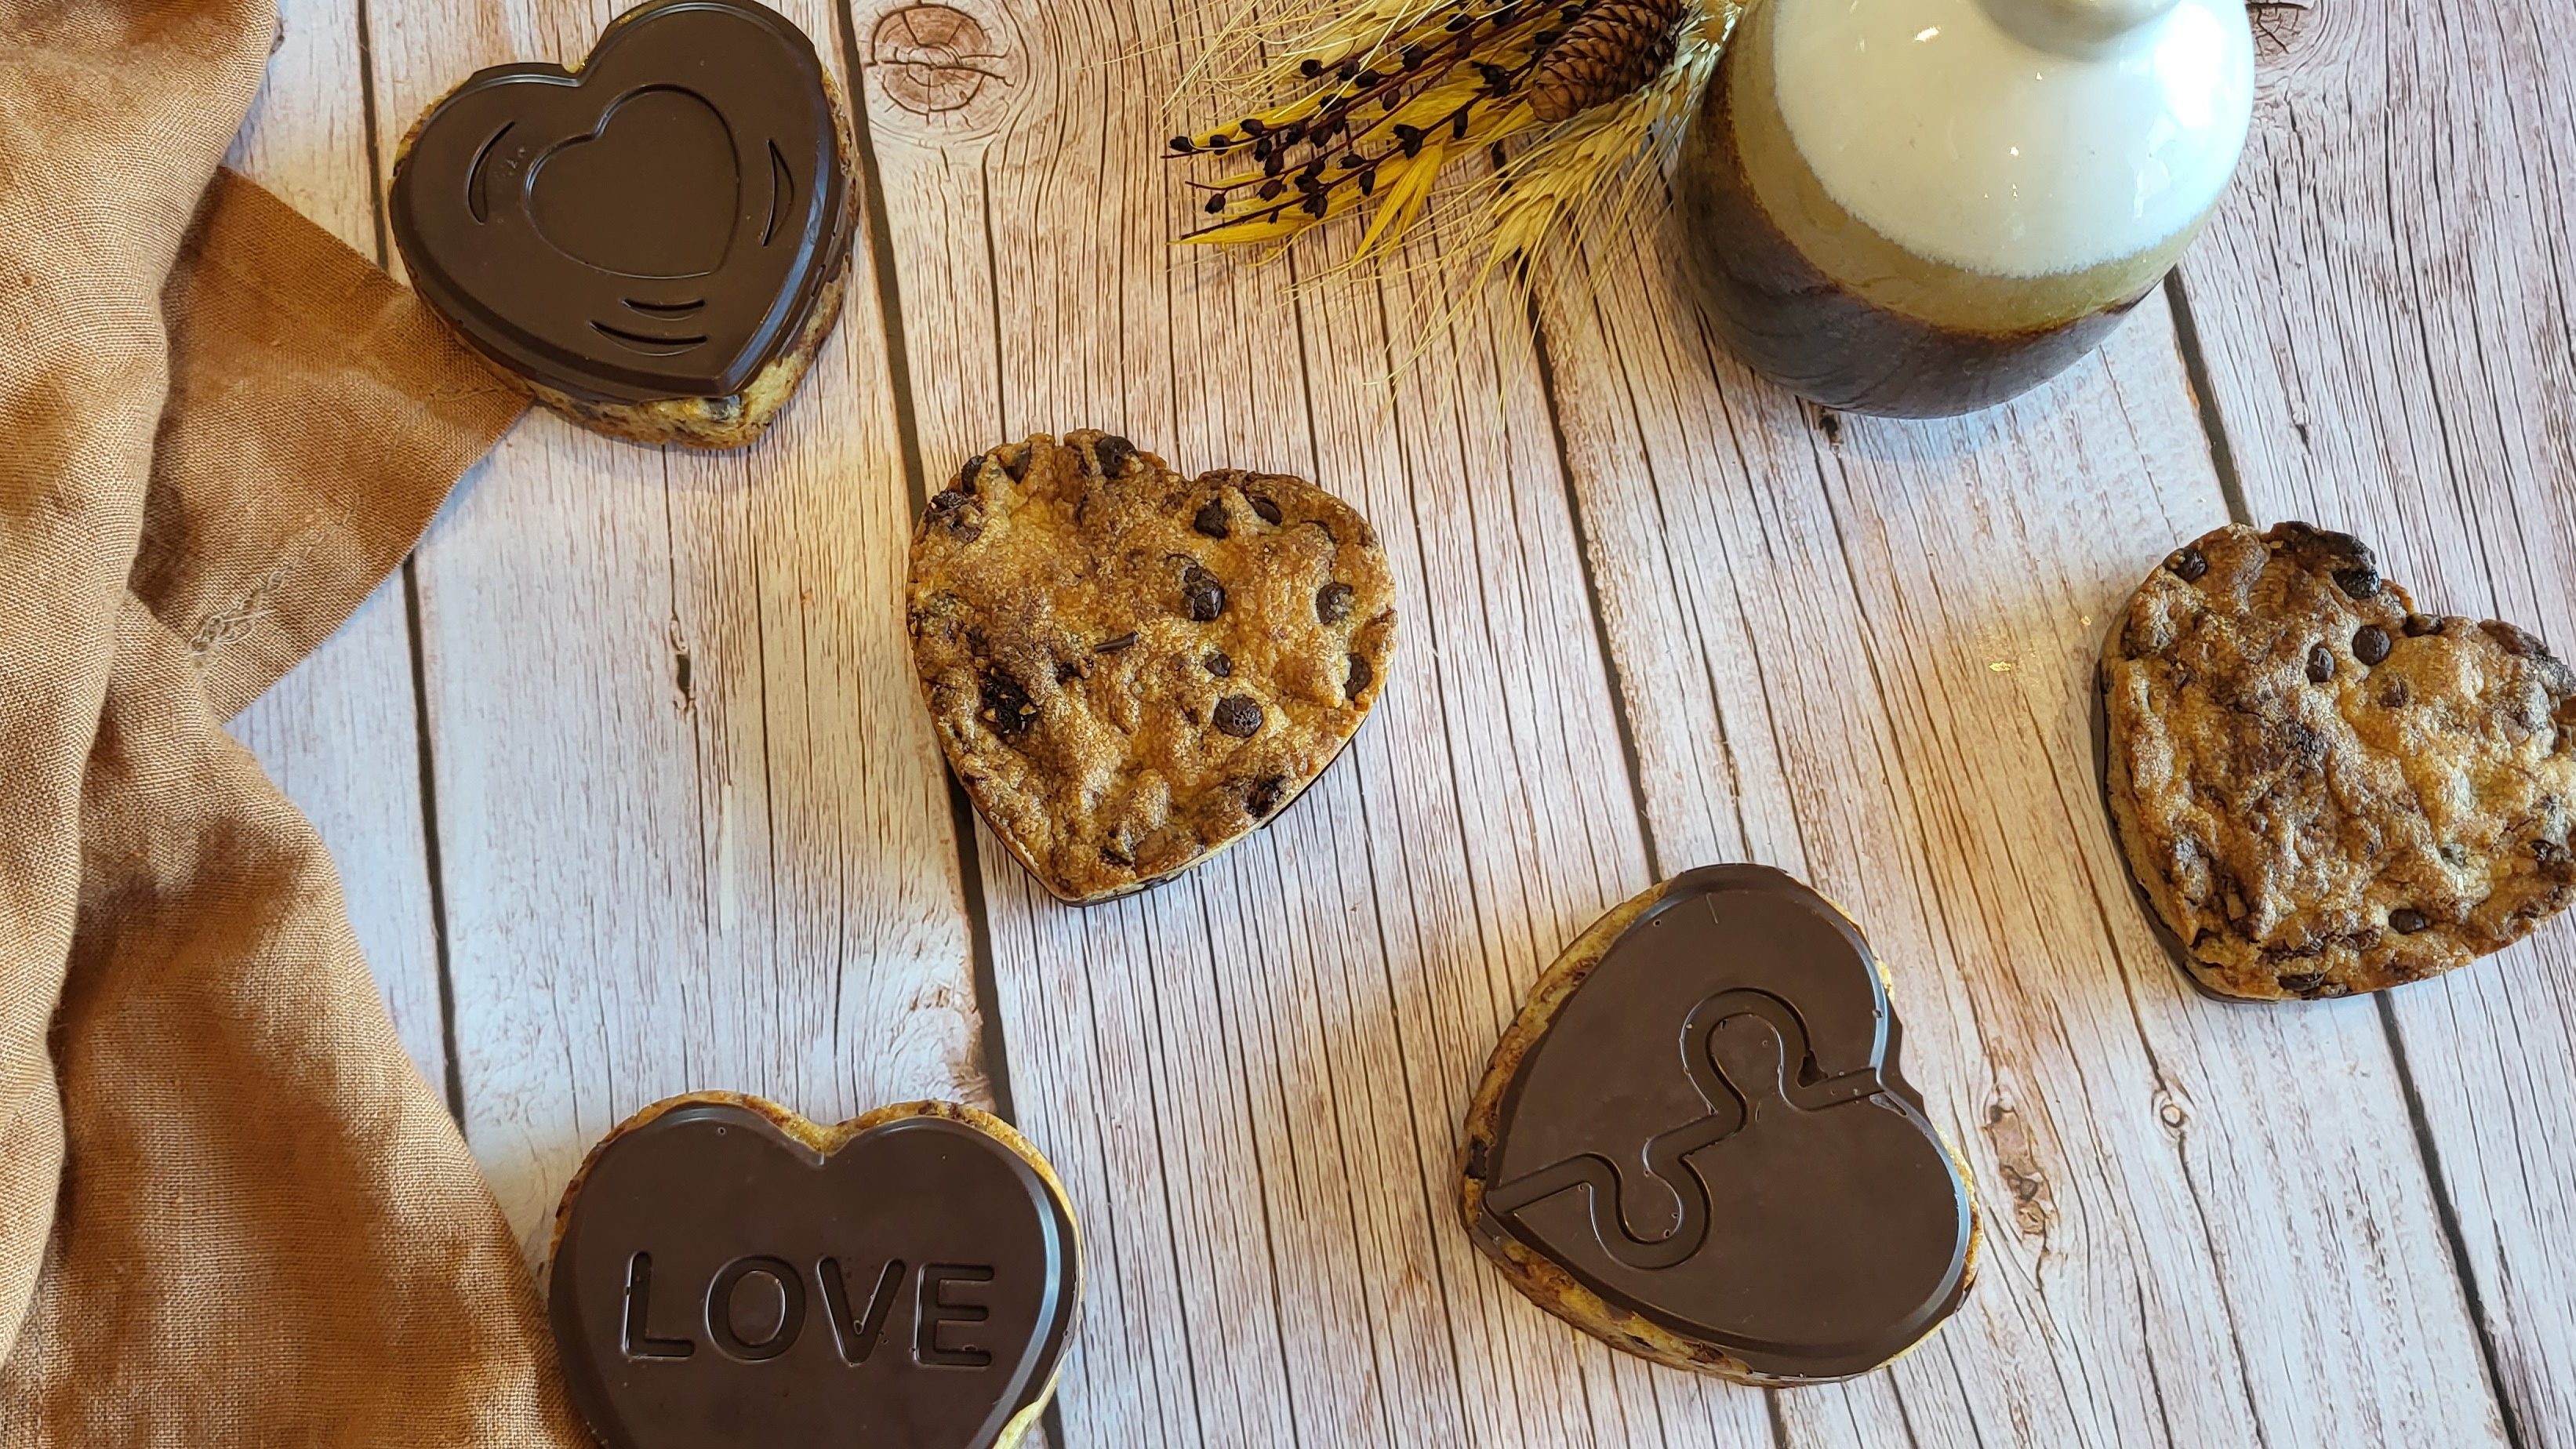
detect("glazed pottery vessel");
top-left (1675, 0), bottom-right (2255, 417)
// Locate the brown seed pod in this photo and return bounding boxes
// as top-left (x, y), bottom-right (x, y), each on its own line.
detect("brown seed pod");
top-left (1525, 0), bottom-right (1689, 122)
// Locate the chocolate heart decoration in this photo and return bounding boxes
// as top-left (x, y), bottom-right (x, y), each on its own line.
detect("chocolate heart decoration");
top-left (548, 1098), bottom-right (1079, 1449)
top-left (1460, 866), bottom-right (1977, 1382)
top-left (389, 0), bottom-right (850, 403)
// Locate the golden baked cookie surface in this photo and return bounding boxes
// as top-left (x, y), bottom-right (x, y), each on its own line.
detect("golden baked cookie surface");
top-left (907, 431), bottom-right (1396, 902)
top-left (2104, 521), bottom-right (2576, 999)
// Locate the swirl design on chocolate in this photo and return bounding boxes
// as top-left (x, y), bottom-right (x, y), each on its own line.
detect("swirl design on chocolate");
top-left (389, 0), bottom-right (852, 403)
top-left (1464, 866), bottom-right (1977, 1382)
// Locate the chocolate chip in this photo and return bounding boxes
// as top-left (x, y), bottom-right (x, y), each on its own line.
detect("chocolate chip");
top-left (2306, 645), bottom-right (2334, 683)
top-left (1092, 434), bottom-right (1135, 478)
top-left (2353, 625), bottom-right (2391, 666)
top-left (1317, 582), bottom-right (1355, 624)
top-left (955, 453), bottom-right (986, 492)
top-left (2390, 908), bottom-right (2429, 934)
top-left (1193, 498), bottom-right (1230, 539)
top-left (1245, 775), bottom-right (1288, 817)
top-left (1212, 695), bottom-right (1263, 737)
top-left (1101, 840), bottom-right (1135, 867)
top-left (2167, 547), bottom-right (2207, 583)
top-left (979, 668), bottom-right (1036, 740)
top-left (2481, 619), bottom-right (2545, 657)
top-left (1204, 649), bottom-right (1233, 677)
top-left (1247, 492), bottom-right (1284, 525)
top-left (2272, 523), bottom-right (2382, 599)
top-left (1183, 565), bottom-right (1226, 622)
top-left (1095, 631), bottom-right (1139, 653)
top-left (2403, 613), bottom-right (2443, 637)
top-left (1054, 659), bottom-right (1081, 685)
top-left (928, 488), bottom-right (981, 540)
top-left (1462, 1138), bottom-right (1488, 1182)
top-left (2380, 680), bottom-right (2411, 708)
top-left (1001, 446), bottom-right (1032, 481)
top-left (2276, 971), bottom-right (2328, 995)
top-left (1346, 653), bottom-right (1372, 699)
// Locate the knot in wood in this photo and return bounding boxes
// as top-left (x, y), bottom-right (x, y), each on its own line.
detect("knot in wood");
top-left (1525, 0), bottom-right (1690, 123)
top-left (870, 4), bottom-right (1010, 118)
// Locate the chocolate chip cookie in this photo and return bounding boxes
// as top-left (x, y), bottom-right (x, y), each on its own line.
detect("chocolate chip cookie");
top-left (2103, 521), bottom-right (2576, 999)
top-left (907, 431), bottom-right (1397, 903)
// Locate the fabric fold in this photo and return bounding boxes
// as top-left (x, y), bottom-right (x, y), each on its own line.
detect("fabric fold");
top-left (2, 0), bottom-right (578, 1440)
top-left (136, 172), bottom-right (530, 720)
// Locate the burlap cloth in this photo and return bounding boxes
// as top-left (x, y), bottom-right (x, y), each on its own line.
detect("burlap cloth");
top-left (2, 0), bottom-right (590, 1440)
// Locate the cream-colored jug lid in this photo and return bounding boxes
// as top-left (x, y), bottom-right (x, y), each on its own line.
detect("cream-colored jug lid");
top-left (1765, 0), bottom-right (2254, 278)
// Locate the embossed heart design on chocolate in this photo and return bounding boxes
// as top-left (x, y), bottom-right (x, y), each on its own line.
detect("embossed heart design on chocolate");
top-left (1459, 866), bottom-right (1978, 1383)
top-left (2104, 521), bottom-right (2576, 1000)
top-left (526, 86), bottom-right (739, 281)
top-left (389, 0), bottom-right (850, 403)
top-left (548, 1097), bottom-right (1079, 1449)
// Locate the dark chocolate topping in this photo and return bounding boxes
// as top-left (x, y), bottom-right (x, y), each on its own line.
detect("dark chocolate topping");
top-left (1477, 866), bottom-right (1972, 1381)
top-left (549, 1102), bottom-right (1078, 1448)
top-left (390, 0), bottom-right (851, 403)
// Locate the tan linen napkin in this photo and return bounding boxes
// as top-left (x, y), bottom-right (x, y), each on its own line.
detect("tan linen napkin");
top-left (1, 0), bottom-right (585, 1440)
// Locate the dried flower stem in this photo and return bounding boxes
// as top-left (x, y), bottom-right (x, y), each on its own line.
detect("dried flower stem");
top-left (1170, 0), bottom-right (1736, 313)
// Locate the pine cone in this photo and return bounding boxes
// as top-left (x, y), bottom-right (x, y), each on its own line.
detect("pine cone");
top-left (1525, 0), bottom-right (1691, 123)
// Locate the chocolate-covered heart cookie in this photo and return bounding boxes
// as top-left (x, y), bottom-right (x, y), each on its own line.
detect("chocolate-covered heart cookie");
top-left (548, 1095), bottom-right (1079, 1449)
top-left (907, 431), bottom-right (1397, 903)
top-left (389, 0), bottom-right (854, 447)
top-left (2105, 521), bottom-right (2576, 999)
top-left (1459, 866), bottom-right (1978, 1383)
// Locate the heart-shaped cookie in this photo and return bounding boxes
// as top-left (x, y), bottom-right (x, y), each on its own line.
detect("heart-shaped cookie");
top-left (388, 0), bottom-right (852, 438)
top-left (2104, 522), bottom-right (2576, 1000)
top-left (1459, 866), bottom-right (1978, 1383)
top-left (906, 431), bottom-right (1397, 903)
top-left (547, 1095), bottom-right (1079, 1449)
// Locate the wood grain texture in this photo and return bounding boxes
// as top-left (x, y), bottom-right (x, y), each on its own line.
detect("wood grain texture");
top-left (361, 0), bottom-right (981, 1262)
top-left (1535, 220), bottom-right (2511, 1446)
top-left (224, 0), bottom-right (449, 1091)
top-left (2182, 1), bottom-right (2576, 1440)
top-left (846, 0), bottom-right (2559, 1432)
top-left (216, 0), bottom-right (2576, 1436)
top-left (853, 0), bottom-right (1766, 1441)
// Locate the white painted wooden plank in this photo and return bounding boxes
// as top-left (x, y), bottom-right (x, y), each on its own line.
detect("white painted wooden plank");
top-left (2182, 2), bottom-right (2576, 1440)
top-left (853, 0), bottom-right (1796, 1443)
top-left (852, 0), bottom-right (1784, 1439)
top-left (224, 0), bottom-right (449, 1093)
top-left (1533, 210), bottom-right (2509, 1446)
top-left (224, 0), bottom-right (2570, 1443)
top-left (362, 0), bottom-right (980, 1263)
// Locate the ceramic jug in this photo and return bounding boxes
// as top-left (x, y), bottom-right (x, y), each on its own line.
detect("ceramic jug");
top-left (1674, 0), bottom-right (2255, 417)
